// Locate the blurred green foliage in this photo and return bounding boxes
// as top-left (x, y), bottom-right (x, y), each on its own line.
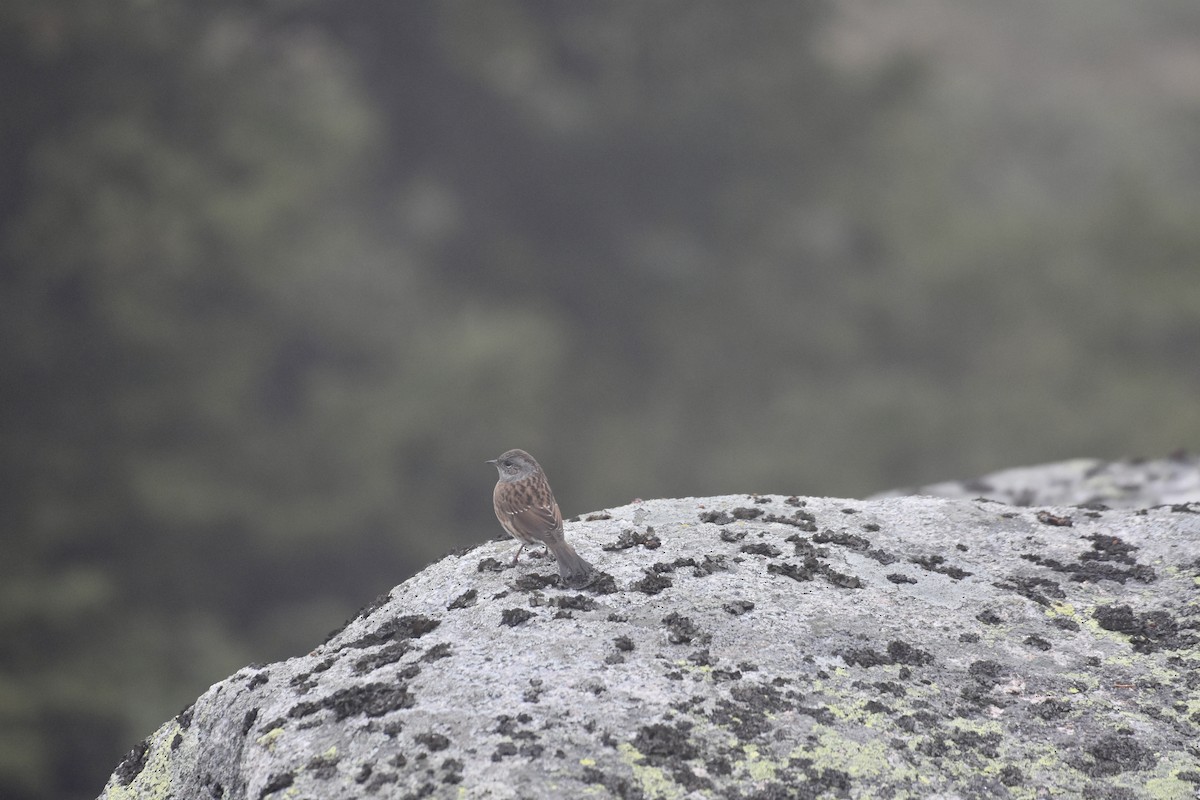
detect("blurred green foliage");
top-left (1, 1), bottom-right (1197, 798)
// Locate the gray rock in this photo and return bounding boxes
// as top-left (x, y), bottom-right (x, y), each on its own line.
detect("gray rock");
top-left (872, 453), bottom-right (1200, 508)
top-left (100, 459), bottom-right (1200, 799)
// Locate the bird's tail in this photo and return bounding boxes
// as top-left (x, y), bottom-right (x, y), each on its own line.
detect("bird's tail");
top-left (547, 540), bottom-right (594, 588)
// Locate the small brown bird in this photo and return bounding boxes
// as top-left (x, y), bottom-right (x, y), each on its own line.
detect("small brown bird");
top-left (488, 448), bottom-right (594, 587)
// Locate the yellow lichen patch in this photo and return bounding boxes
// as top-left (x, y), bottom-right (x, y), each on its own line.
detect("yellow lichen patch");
top-left (794, 728), bottom-right (921, 785)
top-left (734, 743), bottom-right (780, 782)
top-left (1046, 602), bottom-right (1076, 618)
top-left (1143, 775), bottom-right (1199, 800)
top-left (101, 724), bottom-right (181, 800)
top-left (617, 741), bottom-right (684, 800)
top-left (1058, 672), bottom-right (1099, 693)
top-left (256, 727), bottom-right (284, 751)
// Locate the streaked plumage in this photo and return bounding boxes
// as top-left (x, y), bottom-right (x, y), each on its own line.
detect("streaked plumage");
top-left (488, 449), bottom-right (594, 587)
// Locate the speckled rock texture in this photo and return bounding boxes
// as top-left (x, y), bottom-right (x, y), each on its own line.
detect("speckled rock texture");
top-left (872, 454), bottom-right (1200, 509)
top-left (100, 457), bottom-right (1200, 800)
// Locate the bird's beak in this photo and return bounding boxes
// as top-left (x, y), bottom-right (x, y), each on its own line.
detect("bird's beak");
top-left (485, 459), bottom-right (497, 466)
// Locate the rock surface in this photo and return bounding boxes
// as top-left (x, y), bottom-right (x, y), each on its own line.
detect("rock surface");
top-left (872, 453), bottom-right (1200, 508)
top-left (100, 458), bottom-right (1200, 799)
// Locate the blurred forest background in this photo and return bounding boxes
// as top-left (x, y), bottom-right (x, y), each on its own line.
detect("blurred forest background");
top-left (3, 1), bottom-right (1199, 797)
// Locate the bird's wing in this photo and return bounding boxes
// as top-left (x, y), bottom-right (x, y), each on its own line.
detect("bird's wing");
top-left (495, 484), bottom-right (563, 544)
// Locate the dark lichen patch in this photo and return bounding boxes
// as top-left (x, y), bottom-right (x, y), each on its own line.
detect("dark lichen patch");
top-left (584, 512), bottom-right (613, 521)
top-left (662, 613), bottom-right (710, 645)
top-left (241, 708), bottom-right (259, 736)
top-left (174, 704), bottom-right (194, 730)
top-left (581, 766), bottom-right (644, 798)
top-left (1080, 532), bottom-right (1140, 563)
top-left (1023, 635), bottom-right (1052, 651)
top-left (824, 569), bottom-right (864, 589)
top-left (840, 640), bottom-right (934, 669)
top-left (258, 772), bottom-right (294, 799)
top-left (523, 678), bottom-right (545, 703)
top-left (719, 528), bottom-right (747, 542)
top-left (115, 739), bottom-right (150, 786)
top-left (307, 751), bottom-right (340, 779)
top-left (420, 642), bottom-right (452, 662)
top-left (1021, 532), bottom-right (1156, 585)
top-left (256, 715), bottom-right (286, 735)
top-left (708, 682), bottom-right (792, 740)
top-left (784, 534), bottom-right (824, 557)
top-left (513, 573), bottom-right (560, 591)
top-left (700, 510), bottom-right (735, 525)
top-left (1031, 698), bottom-right (1072, 720)
top-left (493, 713), bottom-right (537, 739)
top-left (634, 721), bottom-right (699, 763)
top-left (631, 571), bottom-right (673, 595)
top-left (976, 609), bottom-right (1002, 625)
top-left (447, 589), bottom-right (477, 610)
top-left (613, 636), bottom-right (635, 652)
top-left (288, 682), bottom-right (413, 721)
top-left (813, 529), bottom-right (897, 564)
top-left (246, 672), bottom-right (269, 691)
top-left (500, 608), bottom-right (536, 627)
top-left (603, 528), bottom-right (662, 551)
top-left (1051, 616), bottom-right (1081, 632)
top-left (767, 559), bottom-right (818, 583)
top-left (440, 757), bottom-right (464, 784)
top-left (491, 742), bottom-right (518, 761)
top-left (321, 591), bottom-right (396, 644)
top-left (584, 572), bottom-right (619, 594)
top-left (288, 672), bottom-right (317, 693)
top-left (910, 554), bottom-right (972, 580)
top-left (353, 641), bottom-right (412, 674)
top-left (959, 659), bottom-right (1012, 708)
top-left (732, 507), bottom-right (764, 520)
top-left (690, 554), bottom-right (729, 576)
top-left (555, 594), bottom-right (598, 611)
top-left (766, 543), bottom-right (864, 588)
top-left (723, 600), bottom-right (755, 616)
top-left (864, 699), bottom-right (893, 714)
top-left (886, 573), bottom-right (918, 584)
top-left (813, 529), bottom-right (870, 549)
top-left (740, 542), bottom-right (782, 557)
top-left (1093, 604), bottom-right (1193, 653)
top-left (993, 574), bottom-right (1066, 607)
top-left (415, 732), bottom-right (450, 752)
top-left (763, 510), bottom-right (818, 532)
top-left (477, 557), bottom-right (506, 573)
top-left (1036, 510), bottom-right (1074, 526)
top-left (1073, 734), bottom-right (1158, 776)
top-left (345, 614), bottom-right (441, 649)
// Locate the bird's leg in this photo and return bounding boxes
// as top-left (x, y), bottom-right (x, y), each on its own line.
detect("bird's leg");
top-left (511, 544), bottom-right (525, 565)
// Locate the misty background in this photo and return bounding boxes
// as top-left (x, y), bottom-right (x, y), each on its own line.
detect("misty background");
top-left (3, 1), bottom-right (1199, 797)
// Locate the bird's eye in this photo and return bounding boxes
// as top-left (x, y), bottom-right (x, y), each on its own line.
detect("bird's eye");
top-left (503, 460), bottom-right (511, 467)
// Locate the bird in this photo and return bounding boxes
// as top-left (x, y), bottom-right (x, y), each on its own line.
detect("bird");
top-left (487, 448), bottom-right (594, 587)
